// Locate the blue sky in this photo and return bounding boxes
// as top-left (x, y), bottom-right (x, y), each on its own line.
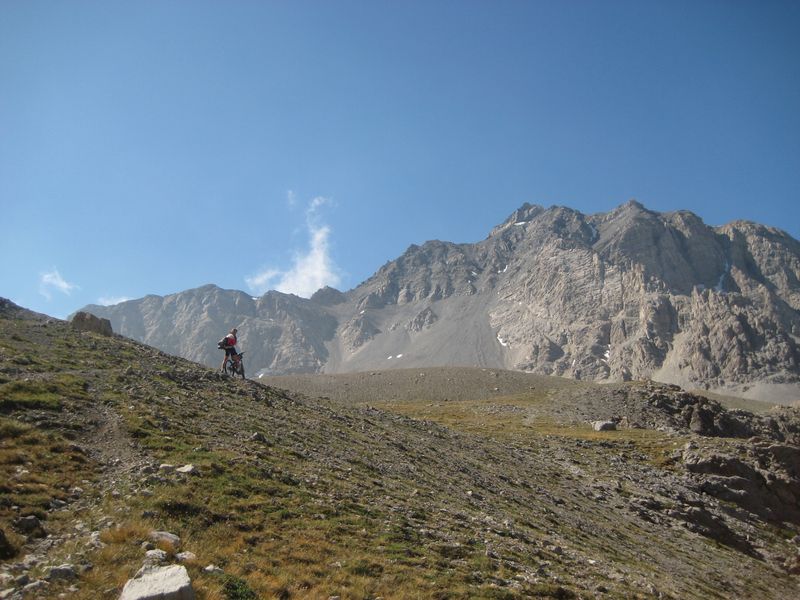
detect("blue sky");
top-left (2, 1), bottom-right (798, 319)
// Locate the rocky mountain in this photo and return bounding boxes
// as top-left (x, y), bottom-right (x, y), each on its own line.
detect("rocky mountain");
top-left (80, 201), bottom-right (800, 403)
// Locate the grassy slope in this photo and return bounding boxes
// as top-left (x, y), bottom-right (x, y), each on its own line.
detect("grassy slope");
top-left (1, 308), bottom-right (798, 599)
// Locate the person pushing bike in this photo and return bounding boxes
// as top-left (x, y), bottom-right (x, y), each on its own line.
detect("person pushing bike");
top-left (219, 328), bottom-right (240, 373)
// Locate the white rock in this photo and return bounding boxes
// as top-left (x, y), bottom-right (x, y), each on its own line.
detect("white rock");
top-left (175, 552), bottom-right (196, 563)
top-left (175, 465), bottom-right (197, 475)
top-left (119, 564), bottom-right (195, 600)
top-left (592, 420), bottom-right (616, 431)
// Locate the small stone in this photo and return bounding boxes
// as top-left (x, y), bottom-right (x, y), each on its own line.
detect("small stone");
top-left (175, 552), bottom-right (196, 563)
top-left (47, 564), bottom-right (78, 581)
top-left (592, 421), bottom-right (616, 431)
top-left (159, 464), bottom-right (176, 472)
top-left (144, 549), bottom-right (168, 564)
top-left (149, 531), bottom-right (181, 549)
top-left (175, 464), bottom-right (197, 475)
top-left (22, 580), bottom-right (48, 594)
top-left (12, 516), bottom-right (45, 538)
top-left (203, 564), bottom-right (223, 574)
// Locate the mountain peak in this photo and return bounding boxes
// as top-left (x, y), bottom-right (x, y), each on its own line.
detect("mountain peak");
top-left (76, 201), bottom-right (800, 400)
top-left (310, 286), bottom-right (347, 306)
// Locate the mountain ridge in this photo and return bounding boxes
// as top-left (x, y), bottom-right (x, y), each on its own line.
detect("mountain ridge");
top-left (79, 201), bottom-right (800, 402)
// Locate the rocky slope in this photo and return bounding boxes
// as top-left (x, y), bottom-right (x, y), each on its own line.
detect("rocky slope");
top-left (2, 298), bottom-right (800, 599)
top-left (80, 201), bottom-right (800, 402)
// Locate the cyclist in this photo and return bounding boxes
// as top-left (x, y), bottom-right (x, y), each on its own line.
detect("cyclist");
top-left (219, 328), bottom-right (240, 373)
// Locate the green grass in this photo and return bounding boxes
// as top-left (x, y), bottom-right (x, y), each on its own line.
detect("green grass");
top-left (0, 374), bottom-right (89, 411)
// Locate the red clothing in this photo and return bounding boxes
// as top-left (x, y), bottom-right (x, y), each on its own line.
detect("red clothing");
top-left (225, 333), bottom-right (237, 347)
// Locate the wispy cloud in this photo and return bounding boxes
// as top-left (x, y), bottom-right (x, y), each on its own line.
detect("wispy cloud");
top-left (39, 268), bottom-right (79, 300)
top-left (97, 296), bottom-right (131, 306)
top-left (246, 196), bottom-right (342, 298)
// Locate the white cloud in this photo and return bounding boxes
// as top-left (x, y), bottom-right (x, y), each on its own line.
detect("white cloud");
top-left (308, 195), bottom-right (331, 213)
top-left (39, 268), bottom-right (79, 300)
top-left (287, 189), bottom-right (297, 207)
top-left (97, 296), bottom-right (131, 306)
top-left (244, 268), bottom-right (282, 293)
top-left (246, 196), bottom-right (342, 297)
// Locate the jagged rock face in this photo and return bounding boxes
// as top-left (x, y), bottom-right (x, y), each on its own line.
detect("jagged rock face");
top-left (82, 285), bottom-right (337, 375)
top-left (78, 202), bottom-right (800, 401)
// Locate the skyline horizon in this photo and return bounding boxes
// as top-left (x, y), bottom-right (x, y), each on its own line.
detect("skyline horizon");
top-left (31, 195), bottom-right (800, 320)
top-left (3, 2), bottom-right (798, 320)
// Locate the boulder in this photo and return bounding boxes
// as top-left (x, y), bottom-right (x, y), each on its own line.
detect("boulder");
top-left (119, 565), bottom-right (195, 600)
top-left (70, 311), bottom-right (113, 336)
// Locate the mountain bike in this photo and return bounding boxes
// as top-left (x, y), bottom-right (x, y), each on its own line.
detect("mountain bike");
top-left (223, 352), bottom-right (245, 379)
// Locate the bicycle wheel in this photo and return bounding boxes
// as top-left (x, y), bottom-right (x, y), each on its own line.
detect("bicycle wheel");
top-left (237, 360), bottom-right (245, 379)
top-left (223, 359), bottom-right (234, 376)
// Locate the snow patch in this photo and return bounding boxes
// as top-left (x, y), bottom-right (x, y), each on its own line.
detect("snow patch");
top-left (387, 356), bottom-right (393, 360)
top-left (497, 334), bottom-right (508, 347)
top-left (715, 262), bottom-right (730, 292)
top-left (514, 221), bottom-right (528, 226)
top-left (396, 353), bottom-right (403, 358)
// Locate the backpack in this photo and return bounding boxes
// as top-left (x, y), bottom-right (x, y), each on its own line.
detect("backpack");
top-left (217, 338), bottom-right (227, 349)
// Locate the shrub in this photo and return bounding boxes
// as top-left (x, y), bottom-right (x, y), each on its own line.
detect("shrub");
top-left (222, 574), bottom-right (258, 600)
